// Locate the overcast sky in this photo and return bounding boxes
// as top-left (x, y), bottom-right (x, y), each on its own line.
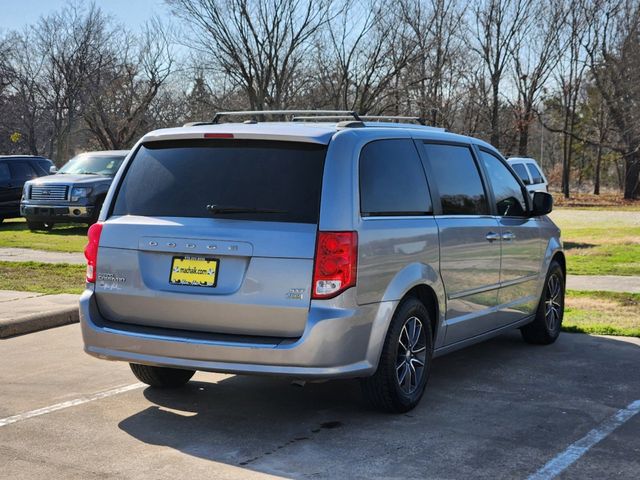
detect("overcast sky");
top-left (0, 0), bottom-right (169, 32)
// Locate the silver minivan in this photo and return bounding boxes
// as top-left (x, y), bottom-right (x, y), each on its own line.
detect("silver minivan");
top-left (80, 111), bottom-right (565, 412)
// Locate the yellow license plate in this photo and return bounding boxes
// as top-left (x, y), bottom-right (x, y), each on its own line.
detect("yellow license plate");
top-left (169, 256), bottom-right (219, 287)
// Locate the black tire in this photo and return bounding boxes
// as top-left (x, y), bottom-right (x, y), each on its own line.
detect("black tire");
top-left (360, 297), bottom-right (434, 413)
top-left (130, 363), bottom-right (195, 388)
top-left (521, 260), bottom-right (565, 345)
top-left (27, 220), bottom-right (47, 232)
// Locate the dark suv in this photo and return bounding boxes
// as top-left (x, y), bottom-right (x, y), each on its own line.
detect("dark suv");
top-left (0, 155), bottom-right (54, 224)
top-left (21, 150), bottom-right (128, 230)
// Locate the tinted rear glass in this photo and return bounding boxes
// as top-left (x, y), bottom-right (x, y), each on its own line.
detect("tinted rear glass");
top-left (112, 140), bottom-right (327, 223)
top-left (511, 163), bottom-right (530, 183)
top-left (527, 163), bottom-right (544, 184)
top-left (360, 139), bottom-right (432, 216)
top-left (422, 143), bottom-right (488, 215)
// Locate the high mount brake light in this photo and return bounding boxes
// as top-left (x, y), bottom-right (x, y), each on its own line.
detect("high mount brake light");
top-left (84, 222), bottom-right (103, 283)
top-left (204, 133), bottom-right (234, 139)
top-left (312, 231), bottom-right (357, 299)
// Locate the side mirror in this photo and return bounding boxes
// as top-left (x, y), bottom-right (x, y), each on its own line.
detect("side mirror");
top-left (522, 177), bottom-right (531, 185)
top-left (531, 191), bottom-right (553, 216)
top-left (49, 165), bottom-right (58, 174)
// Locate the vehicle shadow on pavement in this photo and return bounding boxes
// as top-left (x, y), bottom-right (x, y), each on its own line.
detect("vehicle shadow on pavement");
top-left (116, 331), bottom-right (640, 478)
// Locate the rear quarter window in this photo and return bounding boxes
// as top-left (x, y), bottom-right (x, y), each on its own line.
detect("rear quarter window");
top-left (511, 163), bottom-right (530, 184)
top-left (527, 163), bottom-right (545, 184)
top-left (359, 139), bottom-right (432, 216)
top-left (112, 139), bottom-right (327, 224)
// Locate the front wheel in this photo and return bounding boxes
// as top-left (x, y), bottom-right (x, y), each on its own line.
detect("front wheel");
top-left (521, 260), bottom-right (565, 345)
top-left (360, 297), bottom-right (433, 413)
top-left (130, 363), bottom-right (195, 388)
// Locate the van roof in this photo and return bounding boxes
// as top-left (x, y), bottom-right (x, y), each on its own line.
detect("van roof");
top-left (140, 121), bottom-right (495, 151)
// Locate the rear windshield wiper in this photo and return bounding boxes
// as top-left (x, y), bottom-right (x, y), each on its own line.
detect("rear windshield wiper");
top-left (206, 204), bottom-right (287, 215)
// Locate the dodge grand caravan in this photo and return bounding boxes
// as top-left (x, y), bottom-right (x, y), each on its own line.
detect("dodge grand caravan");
top-left (80, 111), bottom-right (565, 412)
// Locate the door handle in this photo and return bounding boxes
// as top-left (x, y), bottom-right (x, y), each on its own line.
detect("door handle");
top-left (485, 232), bottom-right (500, 242)
top-left (502, 231), bottom-right (516, 241)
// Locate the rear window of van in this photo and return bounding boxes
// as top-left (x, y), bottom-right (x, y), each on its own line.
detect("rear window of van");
top-left (112, 139), bottom-right (327, 223)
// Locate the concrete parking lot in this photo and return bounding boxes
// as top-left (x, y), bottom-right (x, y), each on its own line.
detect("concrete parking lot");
top-left (1, 325), bottom-right (639, 480)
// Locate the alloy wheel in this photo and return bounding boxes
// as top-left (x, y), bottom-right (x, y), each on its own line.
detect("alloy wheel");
top-left (544, 274), bottom-right (563, 332)
top-left (396, 316), bottom-right (427, 395)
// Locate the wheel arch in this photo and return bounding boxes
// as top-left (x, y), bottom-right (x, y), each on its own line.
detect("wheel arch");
top-left (552, 250), bottom-right (566, 281)
top-left (379, 262), bottom-right (447, 348)
top-left (404, 284), bottom-right (440, 344)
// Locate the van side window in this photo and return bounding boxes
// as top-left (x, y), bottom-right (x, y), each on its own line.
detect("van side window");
top-left (527, 163), bottom-right (544, 184)
top-left (422, 143), bottom-right (488, 215)
top-left (480, 151), bottom-right (527, 217)
top-left (511, 163), bottom-right (530, 184)
top-left (359, 139), bottom-right (432, 216)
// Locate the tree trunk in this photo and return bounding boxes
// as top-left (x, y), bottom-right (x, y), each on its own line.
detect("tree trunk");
top-left (594, 143), bottom-right (602, 195)
top-left (561, 132), bottom-right (571, 198)
top-left (624, 152), bottom-right (640, 199)
top-left (490, 79), bottom-right (500, 148)
top-left (517, 122), bottom-right (529, 156)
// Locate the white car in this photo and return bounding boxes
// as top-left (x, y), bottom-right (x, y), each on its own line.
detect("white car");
top-left (507, 157), bottom-right (548, 195)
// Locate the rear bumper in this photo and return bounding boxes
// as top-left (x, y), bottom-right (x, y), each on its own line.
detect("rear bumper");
top-left (80, 289), bottom-right (395, 379)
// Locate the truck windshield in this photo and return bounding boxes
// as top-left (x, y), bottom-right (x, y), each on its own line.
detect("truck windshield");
top-left (58, 154), bottom-right (126, 176)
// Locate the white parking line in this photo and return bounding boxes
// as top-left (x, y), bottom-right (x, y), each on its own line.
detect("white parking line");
top-left (528, 399), bottom-right (640, 480)
top-left (0, 383), bottom-right (144, 428)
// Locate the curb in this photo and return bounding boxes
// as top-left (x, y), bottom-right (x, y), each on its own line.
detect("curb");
top-left (0, 307), bottom-right (79, 339)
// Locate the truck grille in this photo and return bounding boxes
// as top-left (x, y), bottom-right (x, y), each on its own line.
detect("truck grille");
top-left (30, 185), bottom-right (69, 201)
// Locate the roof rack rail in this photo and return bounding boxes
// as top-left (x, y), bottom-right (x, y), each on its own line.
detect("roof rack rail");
top-left (211, 110), bottom-right (361, 124)
top-left (292, 115), bottom-right (362, 122)
top-left (359, 115), bottom-right (427, 125)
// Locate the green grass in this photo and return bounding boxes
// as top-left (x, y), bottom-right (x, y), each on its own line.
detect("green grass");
top-left (562, 290), bottom-right (640, 337)
top-left (550, 209), bottom-right (640, 276)
top-left (0, 218), bottom-right (87, 253)
top-left (0, 261), bottom-right (85, 294)
top-left (565, 244), bottom-right (640, 275)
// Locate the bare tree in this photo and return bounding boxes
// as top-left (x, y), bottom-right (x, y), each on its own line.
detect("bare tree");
top-left (400, 0), bottom-right (467, 127)
top-left (0, 36), bottom-right (13, 93)
top-left (472, 0), bottom-right (532, 148)
top-left (5, 30), bottom-right (50, 156)
top-left (551, 0), bottom-right (597, 197)
top-left (168, 0), bottom-right (331, 111)
top-left (509, 0), bottom-right (563, 156)
top-left (83, 19), bottom-right (173, 149)
top-left (587, 0), bottom-right (640, 199)
top-left (312, 0), bottom-right (413, 113)
top-left (34, 3), bottom-right (112, 161)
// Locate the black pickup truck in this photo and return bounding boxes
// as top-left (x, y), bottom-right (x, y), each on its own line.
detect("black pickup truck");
top-left (20, 150), bottom-right (128, 230)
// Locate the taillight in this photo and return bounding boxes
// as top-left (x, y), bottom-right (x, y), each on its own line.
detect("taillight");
top-left (312, 231), bottom-right (358, 299)
top-left (84, 222), bottom-right (103, 283)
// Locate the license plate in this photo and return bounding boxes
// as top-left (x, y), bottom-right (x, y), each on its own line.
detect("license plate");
top-left (169, 256), bottom-right (219, 287)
